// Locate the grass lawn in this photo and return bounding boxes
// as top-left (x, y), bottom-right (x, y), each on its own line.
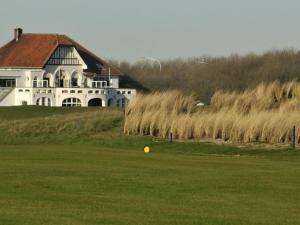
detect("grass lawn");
top-left (0, 106), bottom-right (103, 120)
top-left (0, 107), bottom-right (300, 225)
top-left (1, 141), bottom-right (300, 225)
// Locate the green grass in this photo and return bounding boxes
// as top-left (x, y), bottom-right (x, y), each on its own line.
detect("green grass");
top-left (0, 106), bottom-right (124, 144)
top-left (0, 106), bottom-right (103, 120)
top-left (0, 106), bottom-right (300, 225)
top-left (1, 143), bottom-right (300, 225)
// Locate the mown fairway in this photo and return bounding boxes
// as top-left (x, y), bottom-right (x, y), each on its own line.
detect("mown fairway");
top-left (0, 107), bottom-right (300, 225)
top-left (1, 142), bottom-right (300, 225)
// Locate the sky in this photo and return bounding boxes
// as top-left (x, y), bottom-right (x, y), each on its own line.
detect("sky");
top-left (0, 0), bottom-right (299, 62)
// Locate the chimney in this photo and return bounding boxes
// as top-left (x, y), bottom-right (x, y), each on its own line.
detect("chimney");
top-left (14, 28), bottom-right (23, 42)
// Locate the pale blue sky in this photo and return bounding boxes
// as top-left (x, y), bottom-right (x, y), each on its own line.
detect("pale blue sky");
top-left (0, 0), bottom-right (299, 62)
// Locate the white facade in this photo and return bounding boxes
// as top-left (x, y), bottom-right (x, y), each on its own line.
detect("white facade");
top-left (0, 46), bottom-right (136, 107)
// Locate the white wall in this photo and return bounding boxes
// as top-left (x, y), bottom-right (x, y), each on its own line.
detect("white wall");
top-left (0, 69), bottom-right (25, 78)
top-left (0, 88), bottom-right (16, 106)
top-left (110, 76), bottom-right (119, 88)
top-left (25, 71), bottom-right (32, 87)
top-left (0, 69), bottom-right (27, 87)
top-left (15, 88), bottom-right (33, 105)
top-left (0, 68), bottom-right (134, 107)
top-left (1, 86), bottom-right (136, 107)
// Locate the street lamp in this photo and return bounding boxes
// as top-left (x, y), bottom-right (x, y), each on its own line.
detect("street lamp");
top-left (199, 57), bottom-right (209, 64)
top-left (141, 56), bottom-right (162, 72)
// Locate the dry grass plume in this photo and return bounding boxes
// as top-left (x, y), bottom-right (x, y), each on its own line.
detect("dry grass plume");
top-left (125, 81), bottom-right (300, 144)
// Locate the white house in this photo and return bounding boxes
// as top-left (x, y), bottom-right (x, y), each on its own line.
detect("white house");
top-left (0, 28), bottom-right (136, 107)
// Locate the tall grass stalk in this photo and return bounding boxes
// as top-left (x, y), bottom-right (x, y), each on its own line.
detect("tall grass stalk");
top-left (124, 82), bottom-right (300, 143)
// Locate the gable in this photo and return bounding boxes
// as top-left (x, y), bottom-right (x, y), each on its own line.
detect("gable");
top-left (46, 46), bottom-right (87, 69)
top-left (61, 35), bottom-right (122, 75)
top-left (0, 32), bottom-right (122, 76)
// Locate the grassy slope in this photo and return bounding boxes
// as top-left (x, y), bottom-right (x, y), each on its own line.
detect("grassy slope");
top-left (0, 107), bottom-right (300, 225)
top-left (0, 106), bottom-right (103, 120)
top-left (0, 106), bottom-right (124, 144)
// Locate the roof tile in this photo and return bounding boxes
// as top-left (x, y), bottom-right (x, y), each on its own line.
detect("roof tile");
top-left (0, 33), bottom-right (122, 75)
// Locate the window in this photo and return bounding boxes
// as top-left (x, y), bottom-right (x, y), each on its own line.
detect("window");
top-left (48, 90), bottom-right (52, 94)
top-left (128, 91), bottom-right (131, 95)
top-left (25, 89), bottom-right (30, 92)
top-left (62, 90), bottom-right (68, 93)
top-left (71, 73), bottom-right (79, 87)
top-left (93, 76), bottom-right (109, 87)
top-left (116, 99), bottom-right (121, 107)
top-left (117, 98), bottom-right (126, 108)
top-left (41, 97), bottom-right (46, 105)
top-left (71, 78), bottom-right (78, 87)
top-left (0, 79), bottom-right (16, 87)
top-left (107, 99), bottom-right (114, 107)
top-left (43, 80), bottom-right (49, 88)
top-left (33, 77), bottom-right (38, 88)
top-left (18, 89), bottom-right (23, 92)
top-left (43, 73), bottom-right (51, 87)
top-left (95, 90), bottom-right (99, 94)
top-left (96, 63), bottom-right (103, 69)
top-left (70, 90), bottom-right (76, 93)
top-left (122, 98), bottom-right (126, 107)
top-left (78, 90), bottom-right (83, 93)
top-left (62, 98), bottom-right (81, 107)
top-left (88, 90), bottom-right (93, 94)
top-left (36, 97), bottom-right (51, 106)
top-left (21, 101), bottom-right (27, 105)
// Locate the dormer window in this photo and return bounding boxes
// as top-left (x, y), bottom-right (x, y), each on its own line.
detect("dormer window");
top-left (96, 64), bottom-right (103, 70)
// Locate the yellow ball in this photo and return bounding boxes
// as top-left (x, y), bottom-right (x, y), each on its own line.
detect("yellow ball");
top-left (144, 146), bottom-right (150, 153)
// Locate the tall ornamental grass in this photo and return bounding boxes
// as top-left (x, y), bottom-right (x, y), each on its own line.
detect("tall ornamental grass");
top-left (124, 81), bottom-right (300, 144)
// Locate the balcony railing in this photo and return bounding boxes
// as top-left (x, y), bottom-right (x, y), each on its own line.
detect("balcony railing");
top-left (32, 80), bottom-right (112, 89)
top-left (91, 81), bottom-right (108, 88)
top-left (33, 80), bottom-right (48, 88)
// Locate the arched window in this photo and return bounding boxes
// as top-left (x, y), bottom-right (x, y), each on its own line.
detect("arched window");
top-left (55, 73), bottom-right (60, 87)
top-left (71, 73), bottom-right (79, 87)
top-left (36, 97), bottom-right (51, 106)
top-left (43, 73), bottom-right (51, 87)
top-left (54, 69), bottom-right (70, 87)
top-left (107, 98), bottom-right (114, 107)
top-left (88, 98), bottom-right (102, 107)
top-left (61, 71), bottom-right (71, 88)
top-left (33, 76), bottom-right (38, 88)
top-left (116, 99), bottom-right (121, 107)
top-left (123, 98), bottom-right (129, 107)
top-left (62, 98), bottom-right (81, 107)
top-left (36, 98), bottom-right (40, 106)
top-left (116, 98), bottom-right (127, 108)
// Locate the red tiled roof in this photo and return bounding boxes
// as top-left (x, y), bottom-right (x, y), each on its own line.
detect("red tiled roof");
top-left (0, 33), bottom-right (122, 75)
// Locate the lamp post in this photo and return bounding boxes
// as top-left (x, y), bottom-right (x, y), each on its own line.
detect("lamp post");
top-left (108, 67), bottom-right (111, 88)
top-left (141, 56), bottom-right (162, 72)
top-left (199, 57), bottom-right (209, 64)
